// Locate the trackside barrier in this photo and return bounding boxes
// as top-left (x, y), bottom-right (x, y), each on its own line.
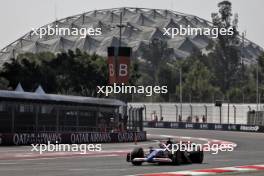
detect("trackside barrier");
top-left (144, 121), bottom-right (264, 133)
top-left (0, 131), bottom-right (147, 145)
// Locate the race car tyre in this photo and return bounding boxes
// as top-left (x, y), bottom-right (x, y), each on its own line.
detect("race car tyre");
top-left (171, 150), bottom-right (182, 165)
top-left (189, 150), bottom-right (204, 164)
top-left (126, 153), bottom-right (131, 162)
top-left (131, 147), bottom-right (144, 166)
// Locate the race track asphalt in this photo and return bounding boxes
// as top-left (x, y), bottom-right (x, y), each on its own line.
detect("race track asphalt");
top-left (0, 128), bottom-right (264, 176)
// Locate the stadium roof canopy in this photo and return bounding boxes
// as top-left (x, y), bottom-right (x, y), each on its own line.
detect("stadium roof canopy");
top-left (0, 7), bottom-right (263, 65)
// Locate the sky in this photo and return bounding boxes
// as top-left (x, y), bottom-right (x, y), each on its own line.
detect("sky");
top-left (0, 0), bottom-right (263, 49)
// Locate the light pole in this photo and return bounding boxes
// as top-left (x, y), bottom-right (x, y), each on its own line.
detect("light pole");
top-left (179, 67), bottom-right (182, 118)
top-left (166, 63), bottom-right (182, 118)
top-left (112, 11), bottom-right (139, 46)
top-left (256, 60), bottom-right (260, 125)
top-left (241, 32), bottom-right (246, 104)
top-left (256, 62), bottom-right (259, 112)
top-left (116, 12), bottom-right (125, 47)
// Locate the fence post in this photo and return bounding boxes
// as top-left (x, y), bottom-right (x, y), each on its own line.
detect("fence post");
top-left (159, 104), bottom-right (162, 121)
top-left (204, 105), bottom-right (207, 119)
top-left (190, 104), bottom-right (193, 118)
top-left (175, 104), bottom-right (178, 122)
top-left (233, 105), bottom-right (236, 124)
top-left (143, 104), bottom-right (147, 121)
top-left (227, 102), bottom-right (230, 124)
top-left (128, 106), bottom-right (133, 130)
top-left (219, 106), bottom-right (222, 124)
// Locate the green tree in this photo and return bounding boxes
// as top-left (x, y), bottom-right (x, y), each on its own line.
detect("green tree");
top-left (141, 38), bottom-right (173, 84)
top-left (210, 0), bottom-right (241, 93)
top-left (48, 50), bottom-right (108, 96)
top-left (0, 50), bottom-right (108, 97)
top-left (180, 60), bottom-right (219, 102)
top-left (0, 77), bottom-right (9, 90)
top-left (0, 52), bottom-right (57, 92)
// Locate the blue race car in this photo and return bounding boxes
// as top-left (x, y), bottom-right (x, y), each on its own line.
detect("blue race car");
top-left (126, 141), bottom-right (204, 166)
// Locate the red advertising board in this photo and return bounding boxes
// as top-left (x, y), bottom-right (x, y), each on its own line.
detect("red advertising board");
top-left (107, 47), bottom-right (131, 84)
top-left (117, 56), bottom-right (130, 83)
top-left (107, 56), bottom-right (117, 84)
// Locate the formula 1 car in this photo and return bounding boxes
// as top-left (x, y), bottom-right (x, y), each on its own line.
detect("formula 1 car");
top-left (126, 141), bottom-right (204, 166)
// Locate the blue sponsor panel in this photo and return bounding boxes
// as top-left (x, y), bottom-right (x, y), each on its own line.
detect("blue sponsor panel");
top-left (144, 121), bottom-right (264, 133)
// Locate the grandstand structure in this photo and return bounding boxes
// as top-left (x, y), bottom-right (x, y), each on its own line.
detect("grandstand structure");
top-left (0, 7), bottom-right (263, 65)
top-left (0, 87), bottom-right (126, 133)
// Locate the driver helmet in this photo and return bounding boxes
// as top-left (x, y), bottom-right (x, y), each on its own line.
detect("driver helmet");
top-left (159, 142), bottom-right (166, 148)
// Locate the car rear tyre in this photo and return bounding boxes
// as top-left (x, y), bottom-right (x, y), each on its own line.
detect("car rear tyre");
top-left (190, 150), bottom-right (204, 164)
top-left (171, 150), bottom-right (182, 165)
top-left (131, 147), bottom-right (144, 166)
top-left (126, 153), bottom-right (131, 162)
